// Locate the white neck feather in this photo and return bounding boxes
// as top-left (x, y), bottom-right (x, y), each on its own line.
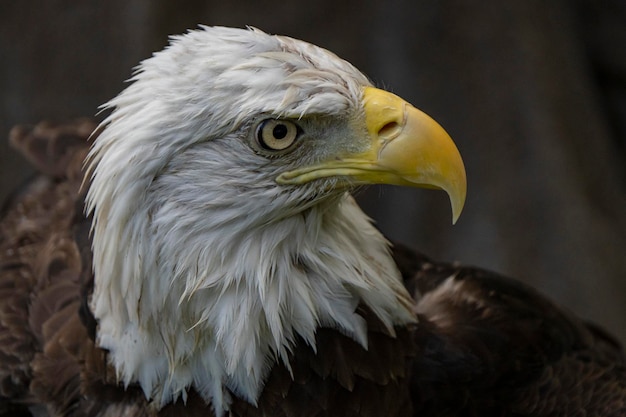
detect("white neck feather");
top-left (89, 187), bottom-right (415, 414)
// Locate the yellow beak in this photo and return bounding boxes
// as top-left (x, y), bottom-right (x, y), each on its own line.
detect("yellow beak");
top-left (277, 87), bottom-right (467, 223)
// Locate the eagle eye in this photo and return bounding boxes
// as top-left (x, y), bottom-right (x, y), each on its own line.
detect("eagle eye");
top-left (256, 119), bottom-right (300, 151)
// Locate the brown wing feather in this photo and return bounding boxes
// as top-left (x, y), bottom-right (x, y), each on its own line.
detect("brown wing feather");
top-left (392, 243), bottom-right (626, 416)
top-left (0, 121), bottom-right (87, 413)
top-left (8, 119), bottom-right (97, 181)
top-left (0, 120), bottom-right (115, 416)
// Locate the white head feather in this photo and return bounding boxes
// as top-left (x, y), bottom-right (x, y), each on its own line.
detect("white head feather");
top-left (86, 26), bottom-right (415, 415)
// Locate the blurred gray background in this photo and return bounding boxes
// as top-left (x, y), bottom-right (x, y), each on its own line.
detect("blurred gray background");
top-left (1, 1), bottom-right (625, 342)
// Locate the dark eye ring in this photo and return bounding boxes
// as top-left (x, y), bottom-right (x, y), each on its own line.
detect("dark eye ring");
top-left (256, 119), bottom-right (300, 151)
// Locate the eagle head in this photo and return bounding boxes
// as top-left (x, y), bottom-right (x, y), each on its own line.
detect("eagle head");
top-left (85, 26), bottom-right (466, 414)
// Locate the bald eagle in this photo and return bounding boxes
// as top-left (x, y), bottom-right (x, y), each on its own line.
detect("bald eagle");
top-left (0, 26), bottom-right (624, 417)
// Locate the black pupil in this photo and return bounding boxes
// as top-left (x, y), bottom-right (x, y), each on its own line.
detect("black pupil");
top-left (272, 124), bottom-right (288, 140)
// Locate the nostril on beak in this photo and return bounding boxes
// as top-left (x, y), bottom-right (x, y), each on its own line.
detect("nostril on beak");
top-left (378, 121), bottom-right (402, 139)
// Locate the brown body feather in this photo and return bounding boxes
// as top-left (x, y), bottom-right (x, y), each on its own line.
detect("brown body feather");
top-left (1, 121), bottom-right (625, 416)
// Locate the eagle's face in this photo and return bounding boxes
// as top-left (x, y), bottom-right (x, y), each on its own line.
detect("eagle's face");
top-left (85, 26), bottom-right (466, 413)
top-left (89, 27), bottom-right (464, 228)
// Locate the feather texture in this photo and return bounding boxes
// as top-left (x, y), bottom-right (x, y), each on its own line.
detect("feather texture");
top-left (1, 27), bottom-right (625, 417)
top-left (84, 26), bottom-right (414, 411)
top-left (2, 118), bottom-right (625, 417)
